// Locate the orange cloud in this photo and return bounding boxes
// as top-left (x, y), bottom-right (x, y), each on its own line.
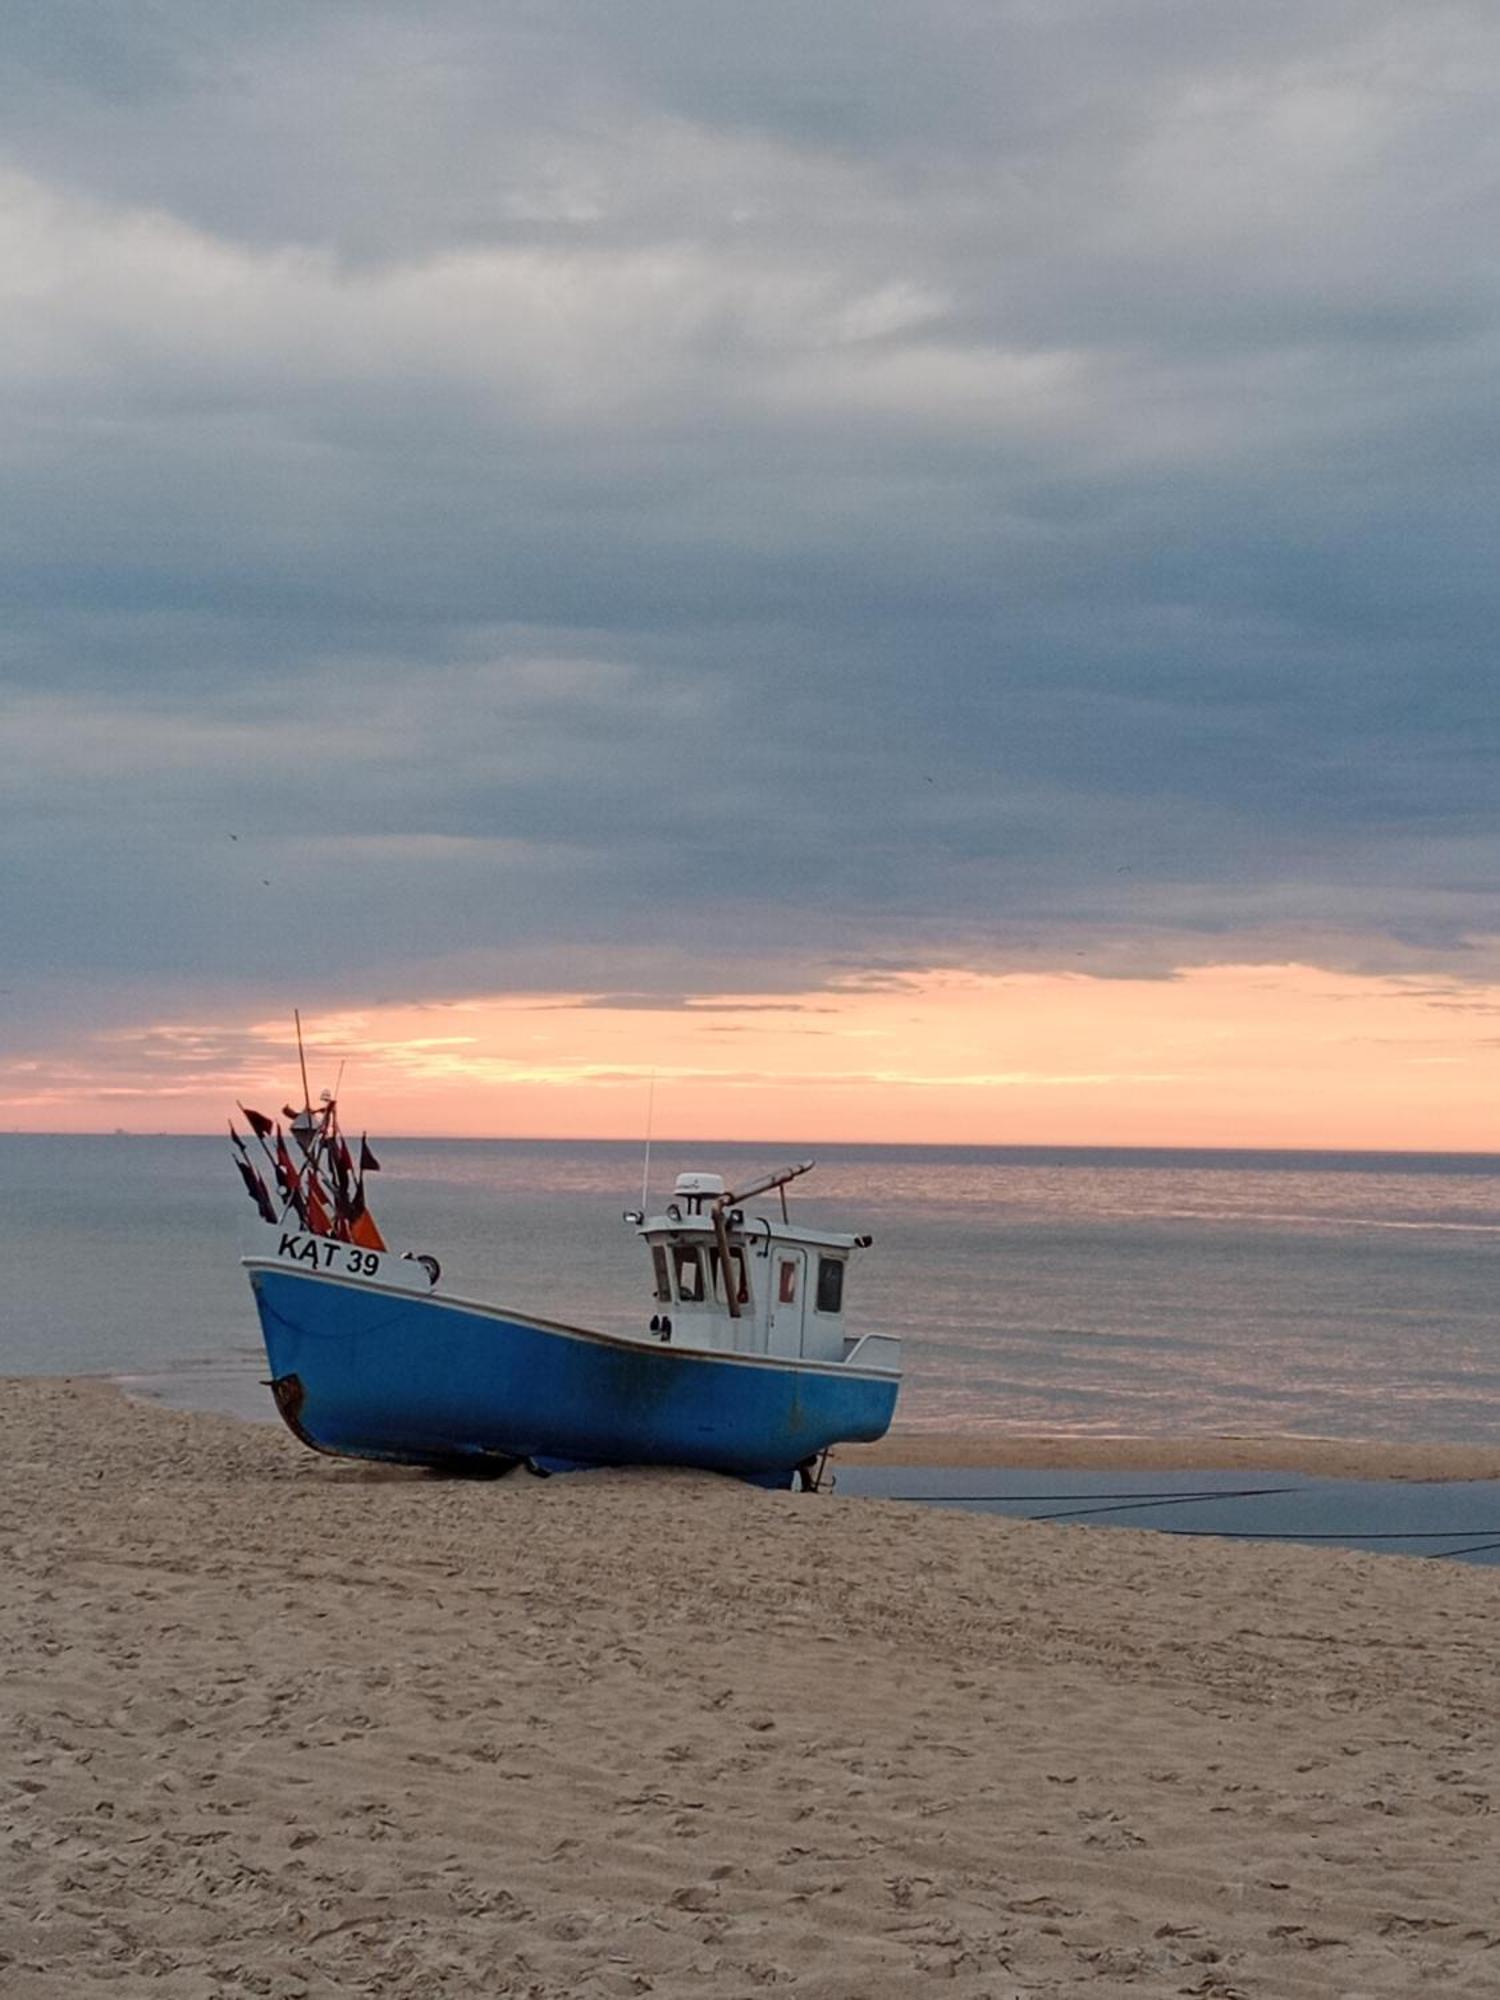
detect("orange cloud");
top-left (7, 961), bottom-right (1500, 1148)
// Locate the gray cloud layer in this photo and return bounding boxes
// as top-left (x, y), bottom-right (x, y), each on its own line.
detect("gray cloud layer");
top-left (3, 2), bottom-right (1500, 1057)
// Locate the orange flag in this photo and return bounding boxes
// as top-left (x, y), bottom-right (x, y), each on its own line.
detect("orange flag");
top-left (349, 1207), bottom-right (387, 1253)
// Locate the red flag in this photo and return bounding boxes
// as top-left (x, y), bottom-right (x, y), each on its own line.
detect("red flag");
top-left (358, 1136), bottom-right (381, 1174)
top-left (239, 1104), bottom-right (274, 1141)
top-left (303, 1179), bottom-right (333, 1237)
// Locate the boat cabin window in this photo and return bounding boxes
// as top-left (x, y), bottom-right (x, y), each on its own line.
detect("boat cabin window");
top-left (651, 1245), bottom-right (672, 1302)
top-left (709, 1246), bottom-right (750, 1307)
top-left (815, 1256), bottom-right (845, 1315)
top-left (777, 1259), bottom-right (798, 1304)
top-left (672, 1243), bottom-right (706, 1303)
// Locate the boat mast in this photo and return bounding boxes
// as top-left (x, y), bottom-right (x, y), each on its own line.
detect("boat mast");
top-left (294, 1009), bottom-right (314, 1129)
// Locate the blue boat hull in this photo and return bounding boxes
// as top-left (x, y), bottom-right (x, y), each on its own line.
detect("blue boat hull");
top-left (249, 1265), bottom-right (899, 1476)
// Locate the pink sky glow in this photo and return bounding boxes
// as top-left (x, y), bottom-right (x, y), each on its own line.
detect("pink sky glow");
top-left (5, 960), bottom-right (1498, 1150)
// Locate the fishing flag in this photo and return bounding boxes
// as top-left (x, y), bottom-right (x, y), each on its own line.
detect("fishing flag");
top-left (349, 1131), bottom-right (386, 1248)
top-left (329, 1170), bottom-right (356, 1237)
top-left (303, 1177), bottom-right (333, 1237)
top-left (239, 1104), bottom-right (274, 1141)
top-left (272, 1127), bottom-right (310, 1226)
top-left (233, 1155), bottom-right (278, 1225)
top-left (349, 1206), bottom-right (388, 1253)
top-left (228, 1123), bottom-right (273, 1223)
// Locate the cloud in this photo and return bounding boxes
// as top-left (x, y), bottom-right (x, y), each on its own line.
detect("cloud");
top-left (2, 1), bottom-right (1499, 1102)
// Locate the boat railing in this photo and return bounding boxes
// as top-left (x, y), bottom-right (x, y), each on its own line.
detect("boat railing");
top-left (839, 1333), bottom-right (901, 1374)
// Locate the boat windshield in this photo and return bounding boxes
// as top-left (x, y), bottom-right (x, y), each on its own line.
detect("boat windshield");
top-left (651, 1245), bottom-right (671, 1301)
top-left (672, 1243), bottom-right (705, 1302)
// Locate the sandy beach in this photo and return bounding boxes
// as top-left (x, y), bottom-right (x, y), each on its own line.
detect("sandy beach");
top-left (4, 1379), bottom-right (1499, 1997)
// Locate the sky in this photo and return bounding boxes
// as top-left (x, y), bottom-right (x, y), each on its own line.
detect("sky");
top-left (3, 2), bottom-right (1499, 1146)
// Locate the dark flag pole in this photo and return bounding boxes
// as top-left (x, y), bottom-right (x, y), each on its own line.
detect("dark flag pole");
top-left (348, 1131), bottom-right (388, 1252)
top-left (235, 1107), bottom-right (294, 1220)
top-left (287, 1012), bottom-right (342, 1237)
top-left (274, 1125), bottom-right (310, 1228)
top-left (236, 1104), bottom-right (281, 1176)
top-left (228, 1123), bottom-right (278, 1225)
top-left (294, 1009), bottom-right (313, 1131)
top-left (240, 1161), bottom-right (278, 1226)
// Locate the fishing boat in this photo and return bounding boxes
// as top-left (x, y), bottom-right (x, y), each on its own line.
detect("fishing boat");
top-left (229, 1088), bottom-right (901, 1486)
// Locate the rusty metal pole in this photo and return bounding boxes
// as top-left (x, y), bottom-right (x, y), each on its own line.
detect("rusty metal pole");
top-left (712, 1202), bottom-right (742, 1319)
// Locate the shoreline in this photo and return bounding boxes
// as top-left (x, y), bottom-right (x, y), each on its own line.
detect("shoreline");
top-left (844, 1428), bottom-right (1500, 1482)
top-left (16, 1374), bottom-right (1500, 1484)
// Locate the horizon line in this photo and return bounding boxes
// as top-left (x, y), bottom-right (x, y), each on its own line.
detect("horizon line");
top-left (7, 1129), bottom-right (1500, 1160)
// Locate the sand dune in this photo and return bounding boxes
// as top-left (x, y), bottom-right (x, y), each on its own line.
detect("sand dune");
top-left (4, 1377), bottom-right (1499, 1997)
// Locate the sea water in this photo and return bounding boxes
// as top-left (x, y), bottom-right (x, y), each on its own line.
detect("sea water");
top-left (2, 1135), bottom-right (1498, 1445)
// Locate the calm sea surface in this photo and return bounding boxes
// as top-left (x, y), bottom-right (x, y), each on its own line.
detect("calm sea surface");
top-left (2, 1136), bottom-right (1499, 1445)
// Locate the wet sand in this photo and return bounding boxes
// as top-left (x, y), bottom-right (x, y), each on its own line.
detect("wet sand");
top-left (4, 1376), bottom-right (1499, 1997)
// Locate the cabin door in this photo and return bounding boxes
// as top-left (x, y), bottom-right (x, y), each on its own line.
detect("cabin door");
top-left (767, 1249), bottom-right (807, 1359)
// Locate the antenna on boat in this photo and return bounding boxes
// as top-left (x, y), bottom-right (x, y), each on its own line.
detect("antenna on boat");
top-left (639, 1069), bottom-right (656, 1213)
